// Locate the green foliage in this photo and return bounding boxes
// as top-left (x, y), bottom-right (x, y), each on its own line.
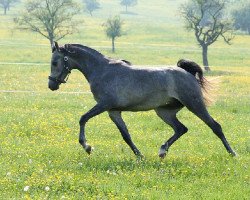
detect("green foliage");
top-left (120, 0), bottom-right (137, 6)
top-left (0, 0), bottom-right (19, 15)
top-left (120, 0), bottom-right (137, 13)
top-left (103, 15), bottom-right (124, 52)
top-left (83, 0), bottom-right (100, 16)
top-left (232, 1), bottom-right (250, 34)
top-left (104, 15), bottom-right (123, 39)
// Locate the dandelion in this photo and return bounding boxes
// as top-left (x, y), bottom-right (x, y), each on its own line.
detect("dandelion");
top-left (6, 172), bottom-right (11, 176)
top-left (45, 186), bottom-right (50, 191)
top-left (24, 186), bottom-right (30, 192)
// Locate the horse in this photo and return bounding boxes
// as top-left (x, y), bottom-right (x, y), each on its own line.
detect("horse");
top-left (48, 42), bottom-right (236, 158)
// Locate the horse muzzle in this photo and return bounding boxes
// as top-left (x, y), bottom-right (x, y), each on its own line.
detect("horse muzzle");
top-left (48, 79), bottom-right (60, 91)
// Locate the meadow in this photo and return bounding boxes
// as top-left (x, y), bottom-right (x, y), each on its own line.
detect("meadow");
top-left (0, 0), bottom-right (250, 199)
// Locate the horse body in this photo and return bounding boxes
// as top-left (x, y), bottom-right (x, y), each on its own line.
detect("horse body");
top-left (93, 67), bottom-right (173, 110)
top-left (48, 42), bottom-right (236, 158)
top-left (88, 61), bottom-right (199, 112)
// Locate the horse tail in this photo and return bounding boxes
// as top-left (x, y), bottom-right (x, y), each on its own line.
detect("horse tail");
top-left (177, 59), bottom-right (211, 105)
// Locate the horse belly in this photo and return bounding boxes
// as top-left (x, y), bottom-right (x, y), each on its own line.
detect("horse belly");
top-left (117, 92), bottom-right (173, 111)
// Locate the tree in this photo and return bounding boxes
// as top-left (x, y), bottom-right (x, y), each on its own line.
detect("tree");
top-left (83, 0), bottom-right (100, 16)
top-left (0, 0), bottom-right (19, 15)
top-left (103, 16), bottom-right (123, 53)
top-left (120, 0), bottom-right (137, 13)
top-left (181, 0), bottom-right (234, 71)
top-left (232, 2), bottom-right (250, 34)
top-left (14, 0), bottom-right (81, 48)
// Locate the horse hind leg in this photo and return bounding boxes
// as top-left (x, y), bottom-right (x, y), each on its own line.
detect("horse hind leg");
top-left (180, 95), bottom-right (236, 156)
top-left (155, 102), bottom-right (188, 158)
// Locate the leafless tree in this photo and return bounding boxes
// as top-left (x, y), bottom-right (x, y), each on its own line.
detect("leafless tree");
top-left (181, 0), bottom-right (234, 70)
top-left (14, 0), bottom-right (81, 48)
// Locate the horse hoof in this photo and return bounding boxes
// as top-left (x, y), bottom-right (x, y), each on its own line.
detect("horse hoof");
top-left (158, 148), bottom-right (166, 159)
top-left (136, 153), bottom-right (145, 160)
top-left (230, 151), bottom-right (237, 157)
top-left (85, 145), bottom-right (92, 154)
top-left (159, 153), bottom-right (166, 159)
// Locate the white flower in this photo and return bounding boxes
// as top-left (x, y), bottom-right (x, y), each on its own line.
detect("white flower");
top-left (45, 186), bottom-right (50, 191)
top-left (24, 186), bottom-right (30, 192)
top-left (6, 172), bottom-right (11, 176)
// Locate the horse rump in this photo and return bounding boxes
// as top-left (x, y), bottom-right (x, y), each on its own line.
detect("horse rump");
top-left (177, 59), bottom-right (212, 105)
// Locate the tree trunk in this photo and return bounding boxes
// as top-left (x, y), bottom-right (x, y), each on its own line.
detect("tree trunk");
top-left (126, 5), bottom-right (128, 13)
top-left (112, 37), bottom-right (115, 53)
top-left (4, 7), bottom-right (7, 15)
top-left (49, 37), bottom-right (54, 51)
top-left (202, 45), bottom-right (210, 71)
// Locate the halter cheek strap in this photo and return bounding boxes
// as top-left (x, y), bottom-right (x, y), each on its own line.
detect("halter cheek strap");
top-left (48, 56), bottom-right (71, 84)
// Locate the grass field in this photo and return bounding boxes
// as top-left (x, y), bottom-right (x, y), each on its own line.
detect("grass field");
top-left (0, 0), bottom-right (250, 199)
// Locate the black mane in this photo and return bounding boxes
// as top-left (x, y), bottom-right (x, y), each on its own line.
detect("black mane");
top-left (66, 44), bottom-right (132, 66)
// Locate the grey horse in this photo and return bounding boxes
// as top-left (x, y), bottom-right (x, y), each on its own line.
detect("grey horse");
top-left (48, 42), bottom-right (236, 158)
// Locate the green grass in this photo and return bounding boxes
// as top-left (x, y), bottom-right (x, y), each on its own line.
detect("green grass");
top-left (0, 0), bottom-right (250, 199)
top-left (0, 65), bottom-right (249, 199)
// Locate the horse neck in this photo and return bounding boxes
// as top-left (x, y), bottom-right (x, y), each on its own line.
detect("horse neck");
top-left (73, 48), bottom-right (106, 82)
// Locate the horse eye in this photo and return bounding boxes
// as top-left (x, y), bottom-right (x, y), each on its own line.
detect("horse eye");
top-left (52, 61), bottom-right (57, 66)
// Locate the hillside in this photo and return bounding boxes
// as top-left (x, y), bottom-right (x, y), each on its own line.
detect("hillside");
top-left (0, 0), bottom-right (249, 67)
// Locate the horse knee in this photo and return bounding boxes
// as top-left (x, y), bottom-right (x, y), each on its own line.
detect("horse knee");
top-left (177, 124), bottom-right (188, 136)
top-left (79, 116), bottom-right (87, 126)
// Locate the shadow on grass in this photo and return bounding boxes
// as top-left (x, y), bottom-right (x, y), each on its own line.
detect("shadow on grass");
top-left (120, 11), bottom-right (138, 15)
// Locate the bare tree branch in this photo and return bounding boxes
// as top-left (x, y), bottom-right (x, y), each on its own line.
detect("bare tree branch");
top-left (14, 0), bottom-right (81, 47)
top-left (180, 0), bottom-right (234, 70)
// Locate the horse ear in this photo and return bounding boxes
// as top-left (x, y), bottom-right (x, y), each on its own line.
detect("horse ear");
top-left (52, 41), bottom-right (59, 53)
top-left (54, 41), bottom-right (59, 51)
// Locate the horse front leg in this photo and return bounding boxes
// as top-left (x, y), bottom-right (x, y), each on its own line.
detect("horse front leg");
top-left (108, 111), bottom-right (143, 158)
top-left (79, 104), bottom-right (107, 154)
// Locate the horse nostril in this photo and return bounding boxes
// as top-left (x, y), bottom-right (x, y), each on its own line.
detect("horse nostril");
top-left (48, 81), bottom-right (59, 91)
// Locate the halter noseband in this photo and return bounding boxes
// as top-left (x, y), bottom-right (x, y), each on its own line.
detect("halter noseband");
top-left (48, 55), bottom-right (71, 84)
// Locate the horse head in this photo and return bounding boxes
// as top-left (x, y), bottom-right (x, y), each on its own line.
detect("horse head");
top-left (48, 42), bottom-right (72, 91)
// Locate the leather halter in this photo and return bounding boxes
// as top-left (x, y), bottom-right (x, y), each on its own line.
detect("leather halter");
top-left (48, 55), bottom-right (71, 84)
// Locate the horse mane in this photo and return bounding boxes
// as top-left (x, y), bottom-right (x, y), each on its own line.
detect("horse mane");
top-left (65, 44), bottom-right (132, 66)
top-left (65, 44), bottom-right (105, 59)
